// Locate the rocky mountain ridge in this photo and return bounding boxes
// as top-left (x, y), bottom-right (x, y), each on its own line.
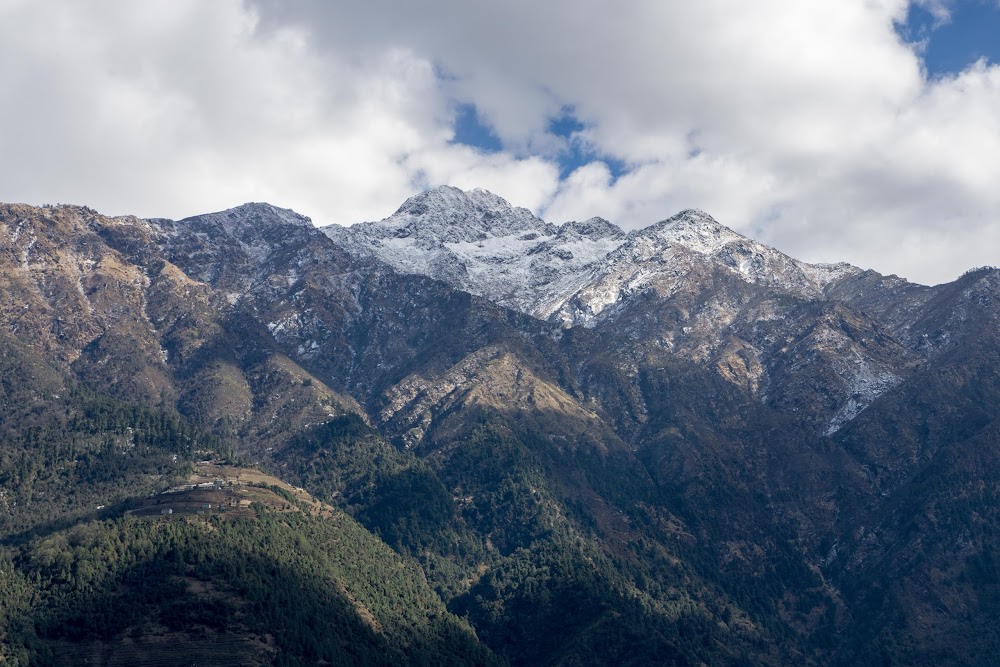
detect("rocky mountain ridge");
top-left (322, 187), bottom-right (958, 435)
top-left (1, 193), bottom-right (999, 666)
top-left (322, 187), bottom-right (865, 323)
top-left (323, 186), bottom-right (628, 320)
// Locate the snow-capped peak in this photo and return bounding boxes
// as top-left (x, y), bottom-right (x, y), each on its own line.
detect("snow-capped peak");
top-left (322, 187), bottom-right (866, 329)
top-left (171, 202), bottom-right (314, 237)
top-left (636, 209), bottom-right (748, 255)
top-left (149, 202), bottom-right (317, 287)
top-left (233, 202), bottom-right (314, 228)
top-left (618, 208), bottom-right (865, 294)
top-left (383, 185), bottom-right (549, 243)
top-left (321, 187), bottom-right (626, 317)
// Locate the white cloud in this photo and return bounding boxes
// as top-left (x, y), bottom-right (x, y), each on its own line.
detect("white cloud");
top-left (408, 145), bottom-right (560, 214)
top-left (912, 0), bottom-right (955, 23)
top-left (0, 0), bottom-right (558, 224)
top-left (249, 0), bottom-right (1000, 283)
top-left (1, 0), bottom-right (998, 284)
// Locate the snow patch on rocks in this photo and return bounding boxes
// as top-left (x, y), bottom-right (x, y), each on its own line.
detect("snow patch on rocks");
top-left (322, 186), bottom-right (626, 317)
top-left (824, 358), bottom-right (901, 435)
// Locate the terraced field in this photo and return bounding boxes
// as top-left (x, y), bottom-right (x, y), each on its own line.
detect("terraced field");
top-left (127, 462), bottom-right (331, 520)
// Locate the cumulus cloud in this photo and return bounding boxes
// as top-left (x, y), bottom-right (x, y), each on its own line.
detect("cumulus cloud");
top-left (1, 0), bottom-right (998, 284)
top-left (248, 0), bottom-right (1000, 283)
top-left (0, 0), bottom-right (556, 223)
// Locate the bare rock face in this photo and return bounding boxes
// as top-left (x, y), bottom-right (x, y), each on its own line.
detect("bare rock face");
top-left (0, 204), bottom-right (180, 404)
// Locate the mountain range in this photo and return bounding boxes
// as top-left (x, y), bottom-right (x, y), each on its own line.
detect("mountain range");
top-left (0, 187), bottom-right (998, 665)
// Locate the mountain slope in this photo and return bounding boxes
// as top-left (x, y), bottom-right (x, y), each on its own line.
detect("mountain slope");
top-left (1, 194), bottom-right (998, 666)
top-left (323, 194), bottom-right (924, 435)
top-left (2, 464), bottom-right (500, 666)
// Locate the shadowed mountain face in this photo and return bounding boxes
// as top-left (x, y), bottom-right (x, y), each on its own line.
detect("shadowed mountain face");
top-left (0, 192), bottom-right (998, 665)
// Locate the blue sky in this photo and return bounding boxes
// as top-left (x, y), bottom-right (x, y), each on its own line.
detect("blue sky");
top-left (451, 2), bottom-right (1000, 178)
top-left (901, 1), bottom-right (1000, 77)
top-left (453, 105), bottom-right (627, 180)
top-left (1, 1), bottom-right (999, 285)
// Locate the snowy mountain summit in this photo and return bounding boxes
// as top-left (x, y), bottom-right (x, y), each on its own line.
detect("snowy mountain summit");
top-left (323, 187), bottom-right (862, 325)
top-left (386, 186), bottom-right (545, 242)
top-left (635, 209), bottom-right (859, 290)
top-left (322, 186), bottom-right (627, 317)
top-left (549, 208), bottom-right (866, 326)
